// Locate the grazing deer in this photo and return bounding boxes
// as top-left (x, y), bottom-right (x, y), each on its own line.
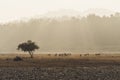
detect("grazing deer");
top-left (95, 53), bottom-right (101, 56)
top-left (48, 54), bottom-right (51, 56)
top-left (64, 53), bottom-right (67, 56)
top-left (80, 54), bottom-right (82, 56)
top-left (84, 53), bottom-right (89, 56)
top-left (55, 53), bottom-right (57, 56)
top-left (59, 54), bottom-right (62, 56)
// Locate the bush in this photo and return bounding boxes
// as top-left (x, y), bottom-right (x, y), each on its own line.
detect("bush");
top-left (13, 56), bottom-right (23, 61)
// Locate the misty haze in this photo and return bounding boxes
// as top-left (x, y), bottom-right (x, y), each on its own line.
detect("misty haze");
top-left (0, 13), bottom-right (120, 53)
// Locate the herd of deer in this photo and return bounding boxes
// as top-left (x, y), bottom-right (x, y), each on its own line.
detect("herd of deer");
top-left (48, 53), bottom-right (101, 57)
top-left (48, 53), bottom-right (71, 57)
top-left (82, 53), bottom-right (101, 56)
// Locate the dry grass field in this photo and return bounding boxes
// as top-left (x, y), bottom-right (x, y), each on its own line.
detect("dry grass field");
top-left (0, 53), bottom-right (119, 66)
top-left (0, 53), bottom-right (119, 67)
top-left (0, 53), bottom-right (120, 80)
top-left (0, 53), bottom-right (120, 67)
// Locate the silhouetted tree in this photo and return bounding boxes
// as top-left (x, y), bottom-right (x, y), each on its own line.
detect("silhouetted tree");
top-left (17, 40), bottom-right (39, 58)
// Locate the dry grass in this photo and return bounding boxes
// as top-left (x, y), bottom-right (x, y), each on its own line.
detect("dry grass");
top-left (0, 53), bottom-right (119, 67)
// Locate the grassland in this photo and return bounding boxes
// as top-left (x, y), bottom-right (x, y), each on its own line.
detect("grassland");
top-left (0, 53), bottom-right (119, 67)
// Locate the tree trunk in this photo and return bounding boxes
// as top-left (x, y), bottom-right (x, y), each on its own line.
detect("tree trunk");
top-left (29, 51), bottom-right (33, 58)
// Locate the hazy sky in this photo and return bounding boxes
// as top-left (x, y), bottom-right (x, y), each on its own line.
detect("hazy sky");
top-left (0, 0), bottom-right (120, 23)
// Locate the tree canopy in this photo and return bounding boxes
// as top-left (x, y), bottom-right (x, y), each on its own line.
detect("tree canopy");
top-left (17, 40), bottom-right (39, 58)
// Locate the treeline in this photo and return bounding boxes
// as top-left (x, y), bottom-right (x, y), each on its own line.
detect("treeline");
top-left (0, 13), bottom-right (120, 52)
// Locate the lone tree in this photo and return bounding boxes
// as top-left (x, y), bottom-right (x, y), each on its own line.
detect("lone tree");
top-left (17, 40), bottom-right (39, 58)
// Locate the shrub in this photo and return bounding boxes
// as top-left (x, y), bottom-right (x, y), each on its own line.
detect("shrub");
top-left (13, 56), bottom-right (23, 61)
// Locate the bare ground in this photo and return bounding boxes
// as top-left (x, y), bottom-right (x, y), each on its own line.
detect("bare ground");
top-left (0, 53), bottom-right (120, 80)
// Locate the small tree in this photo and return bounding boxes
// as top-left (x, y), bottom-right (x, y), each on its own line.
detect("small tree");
top-left (17, 40), bottom-right (39, 58)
